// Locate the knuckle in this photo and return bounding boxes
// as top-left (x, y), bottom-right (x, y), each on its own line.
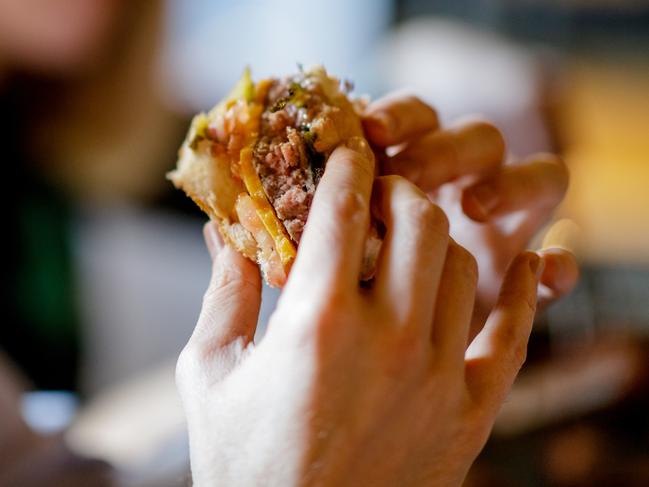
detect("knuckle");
top-left (449, 244), bottom-right (479, 282)
top-left (499, 286), bottom-right (537, 315)
top-left (510, 340), bottom-right (529, 369)
top-left (205, 264), bottom-right (259, 305)
top-left (406, 94), bottom-right (437, 117)
top-left (175, 343), bottom-right (199, 390)
top-left (375, 174), bottom-right (403, 195)
top-left (519, 292), bottom-right (538, 315)
top-left (494, 322), bottom-right (530, 371)
top-left (345, 137), bottom-right (376, 167)
top-left (382, 326), bottom-right (426, 371)
top-left (377, 174), bottom-right (401, 186)
top-left (341, 146), bottom-right (375, 179)
top-left (532, 152), bottom-right (570, 195)
top-left (408, 199), bottom-right (449, 235)
top-left (377, 176), bottom-right (449, 234)
top-left (473, 120), bottom-right (505, 155)
top-left (405, 197), bottom-right (435, 222)
top-left (398, 327), bottom-right (425, 357)
top-left (404, 197), bottom-right (432, 222)
top-left (321, 286), bottom-right (354, 311)
top-left (329, 188), bottom-right (368, 223)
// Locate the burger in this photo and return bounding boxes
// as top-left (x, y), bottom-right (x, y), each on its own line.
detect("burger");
top-left (168, 66), bottom-right (381, 287)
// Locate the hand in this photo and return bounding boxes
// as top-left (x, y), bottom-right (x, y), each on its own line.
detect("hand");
top-left (363, 94), bottom-right (579, 330)
top-left (176, 137), bottom-right (544, 486)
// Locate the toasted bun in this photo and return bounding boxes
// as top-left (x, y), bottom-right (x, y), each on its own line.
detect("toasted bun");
top-left (168, 134), bottom-right (258, 263)
top-left (168, 66), bottom-right (380, 287)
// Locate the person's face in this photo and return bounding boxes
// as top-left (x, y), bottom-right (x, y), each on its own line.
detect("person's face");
top-left (0, 0), bottom-right (125, 73)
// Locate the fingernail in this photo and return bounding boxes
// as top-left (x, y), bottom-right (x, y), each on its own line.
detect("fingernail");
top-left (468, 183), bottom-right (499, 219)
top-left (541, 219), bottom-right (580, 253)
top-left (528, 253), bottom-right (544, 278)
top-left (203, 221), bottom-right (223, 260)
top-left (538, 249), bottom-right (562, 276)
top-left (346, 136), bottom-right (375, 162)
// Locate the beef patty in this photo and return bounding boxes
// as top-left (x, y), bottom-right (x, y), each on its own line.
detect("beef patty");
top-left (253, 74), bottom-right (346, 243)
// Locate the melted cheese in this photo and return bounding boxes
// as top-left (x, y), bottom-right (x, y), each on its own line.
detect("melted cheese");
top-left (239, 147), bottom-right (296, 267)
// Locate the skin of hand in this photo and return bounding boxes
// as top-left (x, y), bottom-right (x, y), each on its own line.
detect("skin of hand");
top-left (363, 93), bottom-right (579, 333)
top-left (176, 137), bottom-right (545, 486)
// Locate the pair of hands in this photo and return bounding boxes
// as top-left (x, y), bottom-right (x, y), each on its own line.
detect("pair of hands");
top-left (176, 94), bottom-right (578, 486)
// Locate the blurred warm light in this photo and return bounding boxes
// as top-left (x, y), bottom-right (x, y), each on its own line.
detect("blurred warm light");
top-left (557, 62), bottom-right (649, 264)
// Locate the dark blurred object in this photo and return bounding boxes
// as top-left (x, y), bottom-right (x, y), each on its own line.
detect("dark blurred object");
top-left (544, 265), bottom-right (649, 345)
top-left (396, 0), bottom-right (649, 53)
top-left (0, 1), bottom-right (189, 392)
top-left (0, 354), bottom-right (116, 486)
top-left (1, 84), bottom-right (80, 391)
top-left (464, 263), bottom-right (649, 487)
top-left (494, 338), bottom-right (645, 436)
top-left (0, 437), bottom-right (115, 487)
top-left (466, 336), bottom-right (649, 486)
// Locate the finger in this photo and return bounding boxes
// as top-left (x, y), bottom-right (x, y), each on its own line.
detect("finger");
top-left (537, 248), bottom-right (580, 309)
top-left (431, 241), bottom-right (478, 369)
top-left (188, 221), bottom-right (262, 356)
top-left (464, 249), bottom-right (578, 342)
top-left (464, 251), bottom-right (543, 410)
top-left (372, 176), bottom-right (449, 334)
top-left (287, 137), bottom-right (375, 293)
top-left (363, 92), bottom-right (439, 148)
top-left (382, 120), bottom-right (505, 191)
top-left (462, 153), bottom-right (569, 223)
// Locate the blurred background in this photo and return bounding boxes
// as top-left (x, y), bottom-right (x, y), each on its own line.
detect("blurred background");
top-left (1, 0), bottom-right (648, 485)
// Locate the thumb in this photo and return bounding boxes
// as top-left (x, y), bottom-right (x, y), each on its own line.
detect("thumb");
top-left (189, 221), bottom-right (262, 358)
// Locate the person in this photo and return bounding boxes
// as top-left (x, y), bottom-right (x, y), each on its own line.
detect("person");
top-left (1, 0), bottom-right (180, 392)
top-left (1, 1), bottom-right (185, 485)
top-left (176, 95), bottom-right (578, 485)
